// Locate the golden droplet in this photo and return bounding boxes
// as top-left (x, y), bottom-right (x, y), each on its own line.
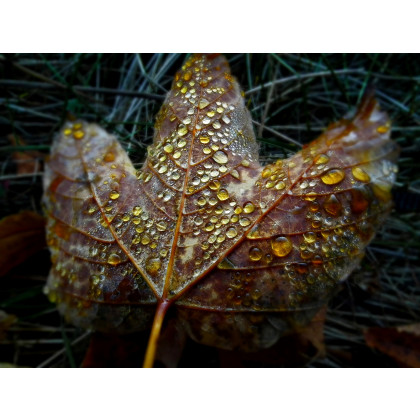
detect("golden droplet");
top-left (243, 202), bottom-right (255, 214)
top-left (178, 125), bottom-right (188, 136)
top-left (321, 168), bottom-right (345, 185)
top-left (183, 71), bottom-right (192, 81)
top-left (239, 217), bottom-right (251, 227)
top-left (226, 227), bottom-right (238, 238)
top-left (314, 154), bottom-right (329, 165)
top-left (107, 253), bottom-right (121, 266)
top-left (303, 231), bottom-right (317, 243)
top-left (164, 144), bottom-right (174, 153)
top-left (145, 257), bottom-right (161, 276)
top-left (133, 206), bottom-right (142, 216)
top-left (199, 136), bottom-right (210, 144)
top-left (209, 180), bottom-right (220, 190)
top-left (198, 98), bottom-right (210, 109)
top-left (63, 128), bottom-right (72, 136)
top-left (377, 124), bottom-right (390, 134)
top-left (323, 194), bottom-right (342, 216)
top-left (352, 167), bottom-right (371, 182)
top-left (104, 152), bottom-right (115, 162)
top-left (249, 247), bottom-right (263, 261)
top-left (275, 181), bottom-right (286, 190)
top-left (217, 189), bottom-right (229, 201)
top-left (262, 168), bottom-right (272, 178)
top-left (73, 130), bottom-right (85, 140)
top-left (212, 150), bottom-right (228, 164)
top-left (109, 191), bottom-right (120, 200)
top-left (156, 221), bottom-right (167, 232)
top-left (271, 236), bottom-right (293, 257)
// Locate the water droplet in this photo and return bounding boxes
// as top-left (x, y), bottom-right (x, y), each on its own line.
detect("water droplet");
top-left (204, 223), bottom-right (214, 232)
top-left (109, 190), bottom-right (120, 200)
top-left (163, 192), bottom-right (172, 202)
top-left (323, 194), bottom-right (342, 216)
top-left (133, 206), bottom-right (142, 216)
top-left (249, 247), bottom-right (263, 261)
top-left (217, 189), bottom-right (229, 201)
top-left (275, 181), bottom-right (286, 190)
top-left (209, 180), bottom-right (220, 190)
top-left (271, 236), bottom-right (293, 257)
top-left (314, 154), bottom-right (329, 165)
top-left (104, 152), bottom-right (115, 162)
top-left (199, 136), bottom-right (210, 144)
top-left (212, 121), bottom-right (221, 129)
top-left (173, 151), bottom-right (181, 159)
top-left (239, 217), bottom-right (251, 227)
top-left (321, 168), bottom-right (345, 185)
top-left (156, 221), bottom-right (167, 231)
top-left (164, 144), bottom-right (174, 153)
top-left (145, 257), bottom-right (161, 276)
top-left (197, 196), bottom-right (207, 206)
top-left (352, 166), bottom-right (371, 182)
top-left (198, 98), bottom-right (210, 109)
top-left (73, 130), bottom-right (85, 140)
top-left (226, 227), bottom-right (238, 238)
top-left (177, 125), bottom-right (188, 136)
top-left (303, 231), bottom-right (317, 243)
top-left (262, 168), bottom-right (272, 178)
top-left (107, 253), bottom-right (121, 265)
top-left (202, 117), bottom-right (211, 125)
top-left (64, 128), bottom-right (72, 136)
top-left (212, 150), bottom-right (228, 164)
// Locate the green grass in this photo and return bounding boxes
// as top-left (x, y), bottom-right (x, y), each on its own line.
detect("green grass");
top-left (0, 53), bottom-right (419, 367)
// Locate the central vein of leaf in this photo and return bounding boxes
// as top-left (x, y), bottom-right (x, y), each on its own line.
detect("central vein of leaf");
top-left (161, 79), bottom-right (203, 301)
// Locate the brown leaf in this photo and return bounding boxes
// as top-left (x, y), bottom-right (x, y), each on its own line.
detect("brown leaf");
top-left (0, 211), bottom-right (46, 277)
top-left (42, 54), bottom-right (399, 367)
top-left (364, 324), bottom-right (420, 367)
top-left (8, 134), bottom-right (44, 175)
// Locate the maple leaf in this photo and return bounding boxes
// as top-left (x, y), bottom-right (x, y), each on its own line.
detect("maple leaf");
top-left (42, 54), bottom-right (399, 367)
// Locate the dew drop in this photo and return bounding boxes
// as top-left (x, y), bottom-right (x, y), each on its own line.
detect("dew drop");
top-left (314, 154), bottom-right (329, 165)
top-left (271, 236), bottom-right (293, 257)
top-left (249, 247), bottom-right (263, 261)
top-left (198, 98), bottom-right (210, 109)
top-left (107, 253), bottom-right (121, 265)
top-left (145, 257), bottom-right (161, 276)
top-left (212, 121), bottom-right (221, 129)
top-left (133, 206), bottom-right (142, 216)
top-left (321, 168), bottom-right (345, 185)
top-left (199, 136), bottom-right (210, 144)
top-left (217, 189), bottom-right (229, 201)
top-left (212, 150), bottom-right (228, 164)
top-left (323, 194), bottom-right (342, 216)
top-left (104, 152), bottom-right (115, 162)
top-left (156, 221), bottom-right (167, 232)
top-left (164, 144), bottom-right (174, 153)
top-left (239, 217), bottom-right (251, 227)
top-left (109, 190), bottom-right (120, 200)
top-left (352, 166), bottom-right (371, 182)
top-left (303, 231), bottom-right (317, 243)
top-left (73, 130), bottom-right (85, 140)
top-left (226, 227), bottom-right (238, 238)
top-left (177, 125), bottom-right (188, 136)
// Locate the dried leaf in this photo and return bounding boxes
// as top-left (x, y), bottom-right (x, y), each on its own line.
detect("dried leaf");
top-left (0, 211), bottom-right (46, 277)
top-left (43, 54), bottom-right (399, 367)
top-left (364, 324), bottom-right (420, 367)
top-left (8, 134), bottom-right (44, 175)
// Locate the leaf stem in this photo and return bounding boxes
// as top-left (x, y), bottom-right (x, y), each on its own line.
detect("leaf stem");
top-left (143, 300), bottom-right (171, 368)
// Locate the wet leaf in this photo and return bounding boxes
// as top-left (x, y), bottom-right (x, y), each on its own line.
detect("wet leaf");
top-left (0, 211), bottom-right (46, 277)
top-left (364, 324), bottom-right (420, 367)
top-left (43, 54), bottom-right (399, 367)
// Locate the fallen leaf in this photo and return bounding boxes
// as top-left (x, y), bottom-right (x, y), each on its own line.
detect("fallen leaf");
top-left (0, 211), bottom-right (46, 277)
top-left (364, 324), bottom-right (420, 367)
top-left (8, 134), bottom-right (44, 175)
top-left (43, 54), bottom-right (399, 367)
